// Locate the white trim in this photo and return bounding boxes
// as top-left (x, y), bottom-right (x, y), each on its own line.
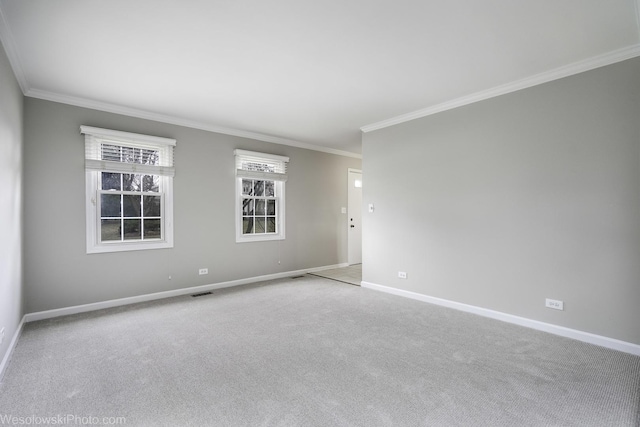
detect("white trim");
top-left (81, 125), bottom-right (176, 147)
top-left (235, 179), bottom-right (286, 243)
top-left (25, 89), bottom-right (362, 159)
top-left (23, 264), bottom-right (348, 323)
top-left (0, 317), bottom-right (25, 382)
top-left (361, 44), bottom-right (640, 133)
top-left (361, 281), bottom-right (640, 356)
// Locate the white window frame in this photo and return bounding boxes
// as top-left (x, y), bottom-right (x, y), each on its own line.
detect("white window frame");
top-left (235, 149), bottom-right (288, 243)
top-left (82, 126), bottom-right (176, 254)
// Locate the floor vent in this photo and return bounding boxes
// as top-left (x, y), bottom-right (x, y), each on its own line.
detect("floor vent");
top-left (291, 275), bottom-right (306, 279)
top-left (191, 292), bottom-right (212, 298)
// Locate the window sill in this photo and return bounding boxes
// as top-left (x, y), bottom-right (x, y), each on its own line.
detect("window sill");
top-left (87, 240), bottom-right (173, 254)
top-left (235, 234), bottom-right (285, 243)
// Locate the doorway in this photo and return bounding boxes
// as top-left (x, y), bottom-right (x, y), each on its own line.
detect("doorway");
top-left (347, 169), bottom-right (362, 265)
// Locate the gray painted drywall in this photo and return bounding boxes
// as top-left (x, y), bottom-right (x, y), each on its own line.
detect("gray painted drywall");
top-left (0, 41), bottom-right (23, 367)
top-left (362, 57), bottom-right (640, 345)
top-left (23, 99), bottom-right (360, 313)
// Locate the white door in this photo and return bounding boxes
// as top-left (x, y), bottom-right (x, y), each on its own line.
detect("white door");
top-left (348, 169), bottom-right (362, 265)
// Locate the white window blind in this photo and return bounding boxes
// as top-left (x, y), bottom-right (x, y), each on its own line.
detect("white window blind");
top-left (82, 126), bottom-right (176, 176)
top-left (234, 149), bottom-right (289, 182)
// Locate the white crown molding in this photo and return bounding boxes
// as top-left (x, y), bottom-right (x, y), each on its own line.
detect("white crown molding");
top-left (361, 281), bottom-right (640, 356)
top-left (0, 1), bottom-right (360, 160)
top-left (25, 88), bottom-right (362, 159)
top-left (0, 4), bottom-right (28, 93)
top-left (361, 43), bottom-right (640, 133)
top-left (0, 2), bottom-right (356, 159)
top-left (0, 6), bottom-right (361, 160)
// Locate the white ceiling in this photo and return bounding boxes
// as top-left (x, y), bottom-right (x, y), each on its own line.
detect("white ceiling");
top-left (1, 1), bottom-right (639, 156)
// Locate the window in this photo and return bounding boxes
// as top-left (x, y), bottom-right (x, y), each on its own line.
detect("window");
top-left (82, 126), bottom-right (176, 253)
top-left (235, 149), bottom-right (288, 242)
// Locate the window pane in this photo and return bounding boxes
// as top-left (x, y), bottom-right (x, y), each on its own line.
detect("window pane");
top-left (123, 195), bottom-right (141, 217)
top-left (101, 172), bottom-right (121, 190)
top-left (122, 146), bottom-right (141, 164)
top-left (267, 217), bottom-right (276, 233)
top-left (142, 175), bottom-right (160, 192)
top-left (242, 179), bottom-right (253, 195)
top-left (255, 200), bottom-right (265, 215)
top-left (144, 195), bottom-right (161, 217)
top-left (267, 199), bottom-right (276, 215)
top-left (101, 219), bottom-right (121, 241)
top-left (242, 199), bottom-right (254, 215)
top-left (265, 181), bottom-right (275, 197)
top-left (243, 217), bottom-right (254, 234)
top-left (123, 174), bottom-right (141, 192)
top-left (101, 194), bottom-right (121, 217)
top-left (255, 218), bottom-right (265, 233)
top-left (141, 149), bottom-right (159, 165)
top-left (101, 144), bottom-right (121, 162)
top-left (123, 219), bottom-right (141, 240)
top-left (254, 180), bottom-right (264, 196)
top-left (144, 219), bottom-right (161, 239)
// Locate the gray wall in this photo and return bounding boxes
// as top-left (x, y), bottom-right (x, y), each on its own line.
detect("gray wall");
top-left (0, 42), bottom-right (23, 367)
top-left (362, 57), bottom-right (640, 345)
top-left (23, 98), bottom-right (360, 313)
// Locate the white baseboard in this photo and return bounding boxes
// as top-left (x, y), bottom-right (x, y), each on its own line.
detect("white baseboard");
top-left (0, 316), bottom-right (25, 382)
top-left (361, 281), bottom-right (640, 356)
top-left (25, 265), bottom-right (346, 323)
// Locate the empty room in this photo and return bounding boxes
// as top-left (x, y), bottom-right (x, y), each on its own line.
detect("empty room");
top-left (1, 1), bottom-right (639, 426)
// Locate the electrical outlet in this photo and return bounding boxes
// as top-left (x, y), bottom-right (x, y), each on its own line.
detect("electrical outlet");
top-left (545, 298), bottom-right (564, 311)
top-left (398, 271), bottom-right (407, 279)
top-left (199, 268), bottom-right (208, 275)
